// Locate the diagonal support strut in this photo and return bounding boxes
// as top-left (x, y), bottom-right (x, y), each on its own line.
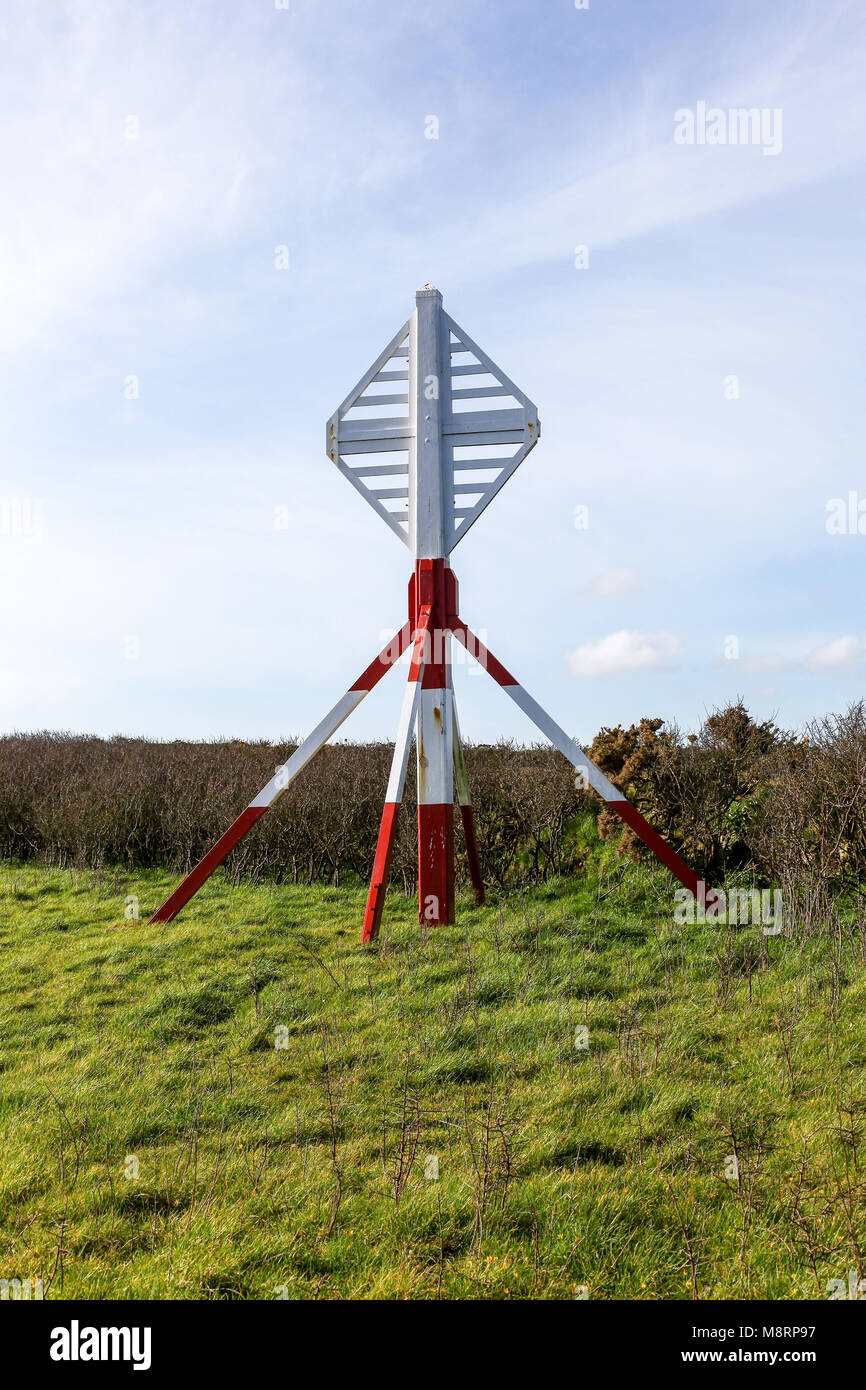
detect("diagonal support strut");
top-left (361, 605), bottom-right (432, 943)
top-left (450, 619), bottom-right (712, 906)
top-left (148, 622), bottom-right (412, 924)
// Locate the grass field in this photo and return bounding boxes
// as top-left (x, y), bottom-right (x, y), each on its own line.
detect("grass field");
top-left (1, 859), bottom-right (864, 1300)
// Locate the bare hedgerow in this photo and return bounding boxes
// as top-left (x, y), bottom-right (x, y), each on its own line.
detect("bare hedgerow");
top-left (2, 702), bottom-right (864, 912)
top-left (0, 733), bottom-right (588, 892)
top-left (747, 703), bottom-right (866, 924)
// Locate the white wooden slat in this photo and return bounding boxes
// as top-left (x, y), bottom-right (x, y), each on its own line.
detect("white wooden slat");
top-left (443, 429), bottom-right (525, 447)
top-left (338, 438), bottom-right (409, 454)
top-left (443, 409), bottom-right (526, 435)
top-left (350, 462), bottom-right (409, 476)
top-left (452, 458), bottom-right (510, 470)
top-left (350, 393), bottom-right (410, 408)
top-left (451, 386), bottom-right (512, 400)
top-left (373, 369), bottom-right (409, 382)
top-left (339, 417), bottom-right (414, 442)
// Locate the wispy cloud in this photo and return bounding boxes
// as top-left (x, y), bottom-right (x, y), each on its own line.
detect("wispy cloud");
top-left (581, 568), bottom-right (647, 599)
top-left (804, 635), bottom-right (865, 671)
top-left (568, 630), bottom-right (683, 678)
top-left (0, 4), bottom-right (340, 356)
top-left (739, 635), bottom-right (866, 674)
top-left (452, 10), bottom-right (866, 279)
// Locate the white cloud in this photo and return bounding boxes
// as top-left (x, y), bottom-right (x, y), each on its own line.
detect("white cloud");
top-left (568, 629), bottom-right (683, 678)
top-left (804, 635), bottom-right (864, 671)
top-left (739, 636), bottom-right (866, 675)
top-left (582, 568), bottom-right (647, 598)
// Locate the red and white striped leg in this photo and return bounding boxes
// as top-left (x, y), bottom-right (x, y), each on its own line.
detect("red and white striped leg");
top-left (417, 680), bottom-right (454, 926)
top-left (450, 620), bottom-right (710, 906)
top-left (415, 561), bottom-right (455, 927)
top-left (148, 622), bottom-right (412, 925)
top-left (451, 692), bottom-right (484, 905)
top-left (361, 605), bottom-right (432, 944)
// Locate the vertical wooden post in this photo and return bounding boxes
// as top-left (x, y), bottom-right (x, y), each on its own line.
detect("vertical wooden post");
top-left (409, 286), bottom-right (455, 926)
top-left (410, 561), bottom-right (455, 925)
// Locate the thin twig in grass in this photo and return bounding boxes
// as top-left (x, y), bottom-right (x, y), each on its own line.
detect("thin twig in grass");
top-left (240, 1140), bottom-right (270, 1193)
top-left (319, 1024), bottom-right (344, 1238)
top-left (43, 1196), bottom-right (69, 1298)
top-left (663, 1170), bottom-right (709, 1301)
top-left (390, 1047), bottom-right (420, 1209)
top-left (197, 1120), bottom-right (238, 1216)
top-left (46, 1088), bottom-right (83, 1189)
top-left (436, 1185), bottom-right (445, 1300)
top-left (248, 965), bottom-right (261, 1019)
top-left (294, 938), bottom-right (341, 990)
top-left (789, 1136), bottom-right (828, 1296)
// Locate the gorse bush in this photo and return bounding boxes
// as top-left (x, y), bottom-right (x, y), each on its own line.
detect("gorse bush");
top-left (589, 701), bottom-right (866, 909)
top-left (589, 703), bottom-right (788, 880)
top-left (1, 701), bottom-right (864, 903)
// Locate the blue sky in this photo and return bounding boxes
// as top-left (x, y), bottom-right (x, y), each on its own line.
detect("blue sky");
top-left (2, 0), bottom-right (865, 746)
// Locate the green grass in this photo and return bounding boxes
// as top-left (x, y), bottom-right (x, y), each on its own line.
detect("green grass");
top-left (1, 860), bottom-right (864, 1300)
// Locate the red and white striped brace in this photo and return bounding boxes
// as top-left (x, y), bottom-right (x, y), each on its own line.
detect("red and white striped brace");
top-left (148, 623), bottom-right (411, 924)
top-left (361, 605), bottom-right (432, 943)
top-left (450, 620), bottom-right (710, 905)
